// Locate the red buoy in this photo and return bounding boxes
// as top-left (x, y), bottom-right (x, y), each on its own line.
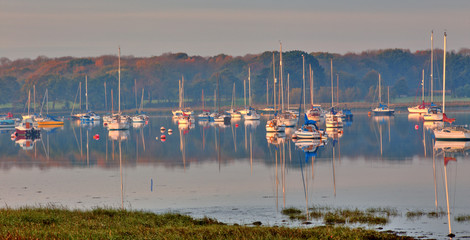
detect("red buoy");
top-left (415, 124), bottom-right (419, 130)
top-left (235, 124), bottom-right (239, 128)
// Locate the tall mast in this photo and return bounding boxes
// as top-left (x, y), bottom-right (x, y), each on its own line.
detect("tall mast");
top-left (279, 42), bottom-right (284, 112)
top-left (273, 52), bottom-right (276, 111)
top-left (202, 89), bottom-right (204, 110)
top-left (330, 59), bottom-right (334, 108)
top-left (217, 73), bottom-right (220, 112)
top-left (422, 69), bottom-right (425, 102)
top-left (182, 75), bottom-right (185, 109)
top-left (179, 80), bottom-right (182, 109)
top-left (79, 82), bottom-right (82, 111)
top-left (118, 46), bottom-right (121, 113)
top-left (431, 30), bottom-right (434, 102)
top-left (135, 79), bottom-right (138, 110)
top-left (287, 73), bottom-right (290, 110)
top-left (104, 82), bottom-right (107, 112)
top-left (248, 67), bottom-right (251, 106)
top-left (33, 85), bottom-right (36, 113)
top-left (336, 74), bottom-right (339, 106)
top-left (232, 83), bottom-right (235, 109)
top-left (111, 89), bottom-right (114, 114)
top-left (310, 64), bottom-right (313, 106)
top-left (379, 73), bottom-right (382, 103)
top-left (27, 90), bottom-right (30, 116)
top-left (46, 89), bottom-right (48, 115)
top-left (244, 79), bottom-right (246, 109)
top-left (85, 75), bottom-right (88, 111)
top-left (302, 55), bottom-right (306, 108)
top-left (443, 32), bottom-right (447, 113)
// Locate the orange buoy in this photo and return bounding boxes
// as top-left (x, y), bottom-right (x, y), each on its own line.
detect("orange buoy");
top-left (368, 111), bottom-right (372, 117)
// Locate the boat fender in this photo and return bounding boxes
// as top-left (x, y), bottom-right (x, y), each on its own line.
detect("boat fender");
top-left (269, 122), bottom-right (273, 128)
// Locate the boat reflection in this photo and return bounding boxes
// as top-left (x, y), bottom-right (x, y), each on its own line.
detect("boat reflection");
top-left (407, 113), bottom-right (423, 122)
top-left (244, 119), bottom-right (260, 129)
top-left (326, 127), bottom-right (343, 139)
top-left (108, 130), bottom-right (130, 141)
top-left (266, 132), bottom-right (286, 145)
top-left (14, 137), bottom-right (41, 150)
top-left (423, 120), bottom-right (443, 131)
top-left (433, 140), bottom-right (463, 238)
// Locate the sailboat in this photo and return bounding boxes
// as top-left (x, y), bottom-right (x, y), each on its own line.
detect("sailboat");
top-left (244, 67), bottom-right (260, 121)
top-left (80, 75), bottom-right (101, 122)
top-left (293, 114), bottom-right (327, 139)
top-left (36, 89), bottom-right (64, 126)
top-left (266, 49), bottom-right (285, 132)
top-left (228, 83), bottom-right (242, 119)
top-left (409, 31), bottom-right (437, 114)
top-left (132, 88), bottom-right (149, 123)
top-left (108, 47), bottom-right (130, 131)
top-left (276, 43), bottom-right (296, 127)
top-left (305, 62), bottom-right (325, 121)
top-left (197, 90), bottom-right (212, 121)
top-left (212, 73), bottom-right (231, 124)
top-left (372, 73), bottom-right (394, 115)
top-left (71, 82), bottom-right (86, 120)
top-left (325, 60), bottom-right (344, 128)
top-left (172, 75), bottom-right (194, 118)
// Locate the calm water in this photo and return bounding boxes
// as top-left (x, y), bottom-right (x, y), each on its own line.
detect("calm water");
top-left (1, 112), bottom-right (470, 239)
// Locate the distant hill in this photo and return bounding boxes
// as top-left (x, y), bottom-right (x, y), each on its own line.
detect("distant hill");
top-left (1, 48), bottom-right (470, 113)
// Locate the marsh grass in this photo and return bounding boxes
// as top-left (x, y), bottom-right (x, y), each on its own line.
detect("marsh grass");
top-left (0, 207), bottom-right (415, 239)
top-left (455, 215), bottom-right (470, 222)
top-left (282, 206), bottom-right (389, 226)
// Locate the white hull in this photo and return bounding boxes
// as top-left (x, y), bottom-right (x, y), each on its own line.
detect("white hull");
top-left (434, 126), bottom-right (470, 140)
top-left (407, 106), bottom-right (429, 114)
top-left (423, 113), bottom-right (443, 121)
top-left (108, 121), bottom-right (130, 130)
top-left (266, 119), bottom-right (286, 132)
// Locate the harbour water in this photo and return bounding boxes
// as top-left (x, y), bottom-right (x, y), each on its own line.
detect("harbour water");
top-left (1, 112), bottom-right (470, 239)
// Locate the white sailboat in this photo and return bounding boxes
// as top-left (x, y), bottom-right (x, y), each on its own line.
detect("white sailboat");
top-left (228, 83), bottom-right (242, 119)
top-left (132, 88), bottom-right (149, 123)
top-left (108, 47), bottom-right (130, 131)
top-left (172, 75), bottom-right (194, 118)
top-left (326, 59), bottom-right (344, 128)
top-left (372, 73), bottom-right (394, 115)
top-left (409, 31), bottom-right (436, 114)
top-left (244, 67), bottom-right (260, 120)
top-left (80, 75), bottom-right (101, 122)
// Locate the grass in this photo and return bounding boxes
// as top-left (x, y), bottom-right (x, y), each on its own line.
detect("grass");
top-left (0, 207), bottom-right (416, 239)
top-left (282, 206), bottom-right (390, 226)
top-left (455, 215), bottom-right (470, 222)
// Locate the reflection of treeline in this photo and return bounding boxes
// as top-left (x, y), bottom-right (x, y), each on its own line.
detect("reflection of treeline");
top-left (1, 48), bottom-right (470, 112)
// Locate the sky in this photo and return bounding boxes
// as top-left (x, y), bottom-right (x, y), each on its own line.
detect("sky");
top-left (1, 0), bottom-right (470, 59)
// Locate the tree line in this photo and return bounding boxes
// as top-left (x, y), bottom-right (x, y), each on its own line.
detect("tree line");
top-left (1, 48), bottom-right (469, 112)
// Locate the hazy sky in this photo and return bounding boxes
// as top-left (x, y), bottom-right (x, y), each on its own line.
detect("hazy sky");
top-left (1, 0), bottom-right (469, 59)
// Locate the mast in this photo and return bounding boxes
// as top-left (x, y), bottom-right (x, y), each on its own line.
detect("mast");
top-left (330, 59), bottom-right (334, 108)
top-left (216, 73), bottom-right (220, 112)
top-left (179, 80), bottom-right (182, 109)
top-left (111, 89), bottom-right (114, 114)
top-left (279, 42), bottom-right (284, 112)
top-left (287, 73), bottom-right (290, 111)
top-left (202, 89), bottom-right (204, 110)
top-left (33, 85), bottom-right (36, 113)
top-left (248, 67), bottom-right (251, 107)
top-left (243, 79), bottom-right (246, 109)
top-left (118, 46), bottom-right (121, 113)
top-left (443, 32), bottom-right (447, 113)
top-left (79, 82), bottom-right (82, 112)
top-left (336, 74), bottom-right (339, 107)
top-left (85, 75), bottom-right (88, 111)
top-left (27, 90), bottom-right (30, 116)
top-left (422, 69), bottom-right (425, 102)
top-left (135, 79), bottom-right (138, 110)
top-left (310, 64), bottom-right (313, 106)
top-left (140, 88), bottom-right (144, 113)
top-left (273, 52), bottom-right (276, 111)
top-left (431, 30), bottom-right (434, 102)
top-left (302, 55), bottom-right (306, 108)
top-left (182, 75), bottom-right (185, 109)
top-left (232, 83), bottom-right (235, 110)
top-left (379, 73), bottom-right (382, 103)
top-left (104, 82), bottom-right (107, 112)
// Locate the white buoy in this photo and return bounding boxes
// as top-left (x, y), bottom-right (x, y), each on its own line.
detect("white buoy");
top-left (155, 136), bottom-right (159, 140)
